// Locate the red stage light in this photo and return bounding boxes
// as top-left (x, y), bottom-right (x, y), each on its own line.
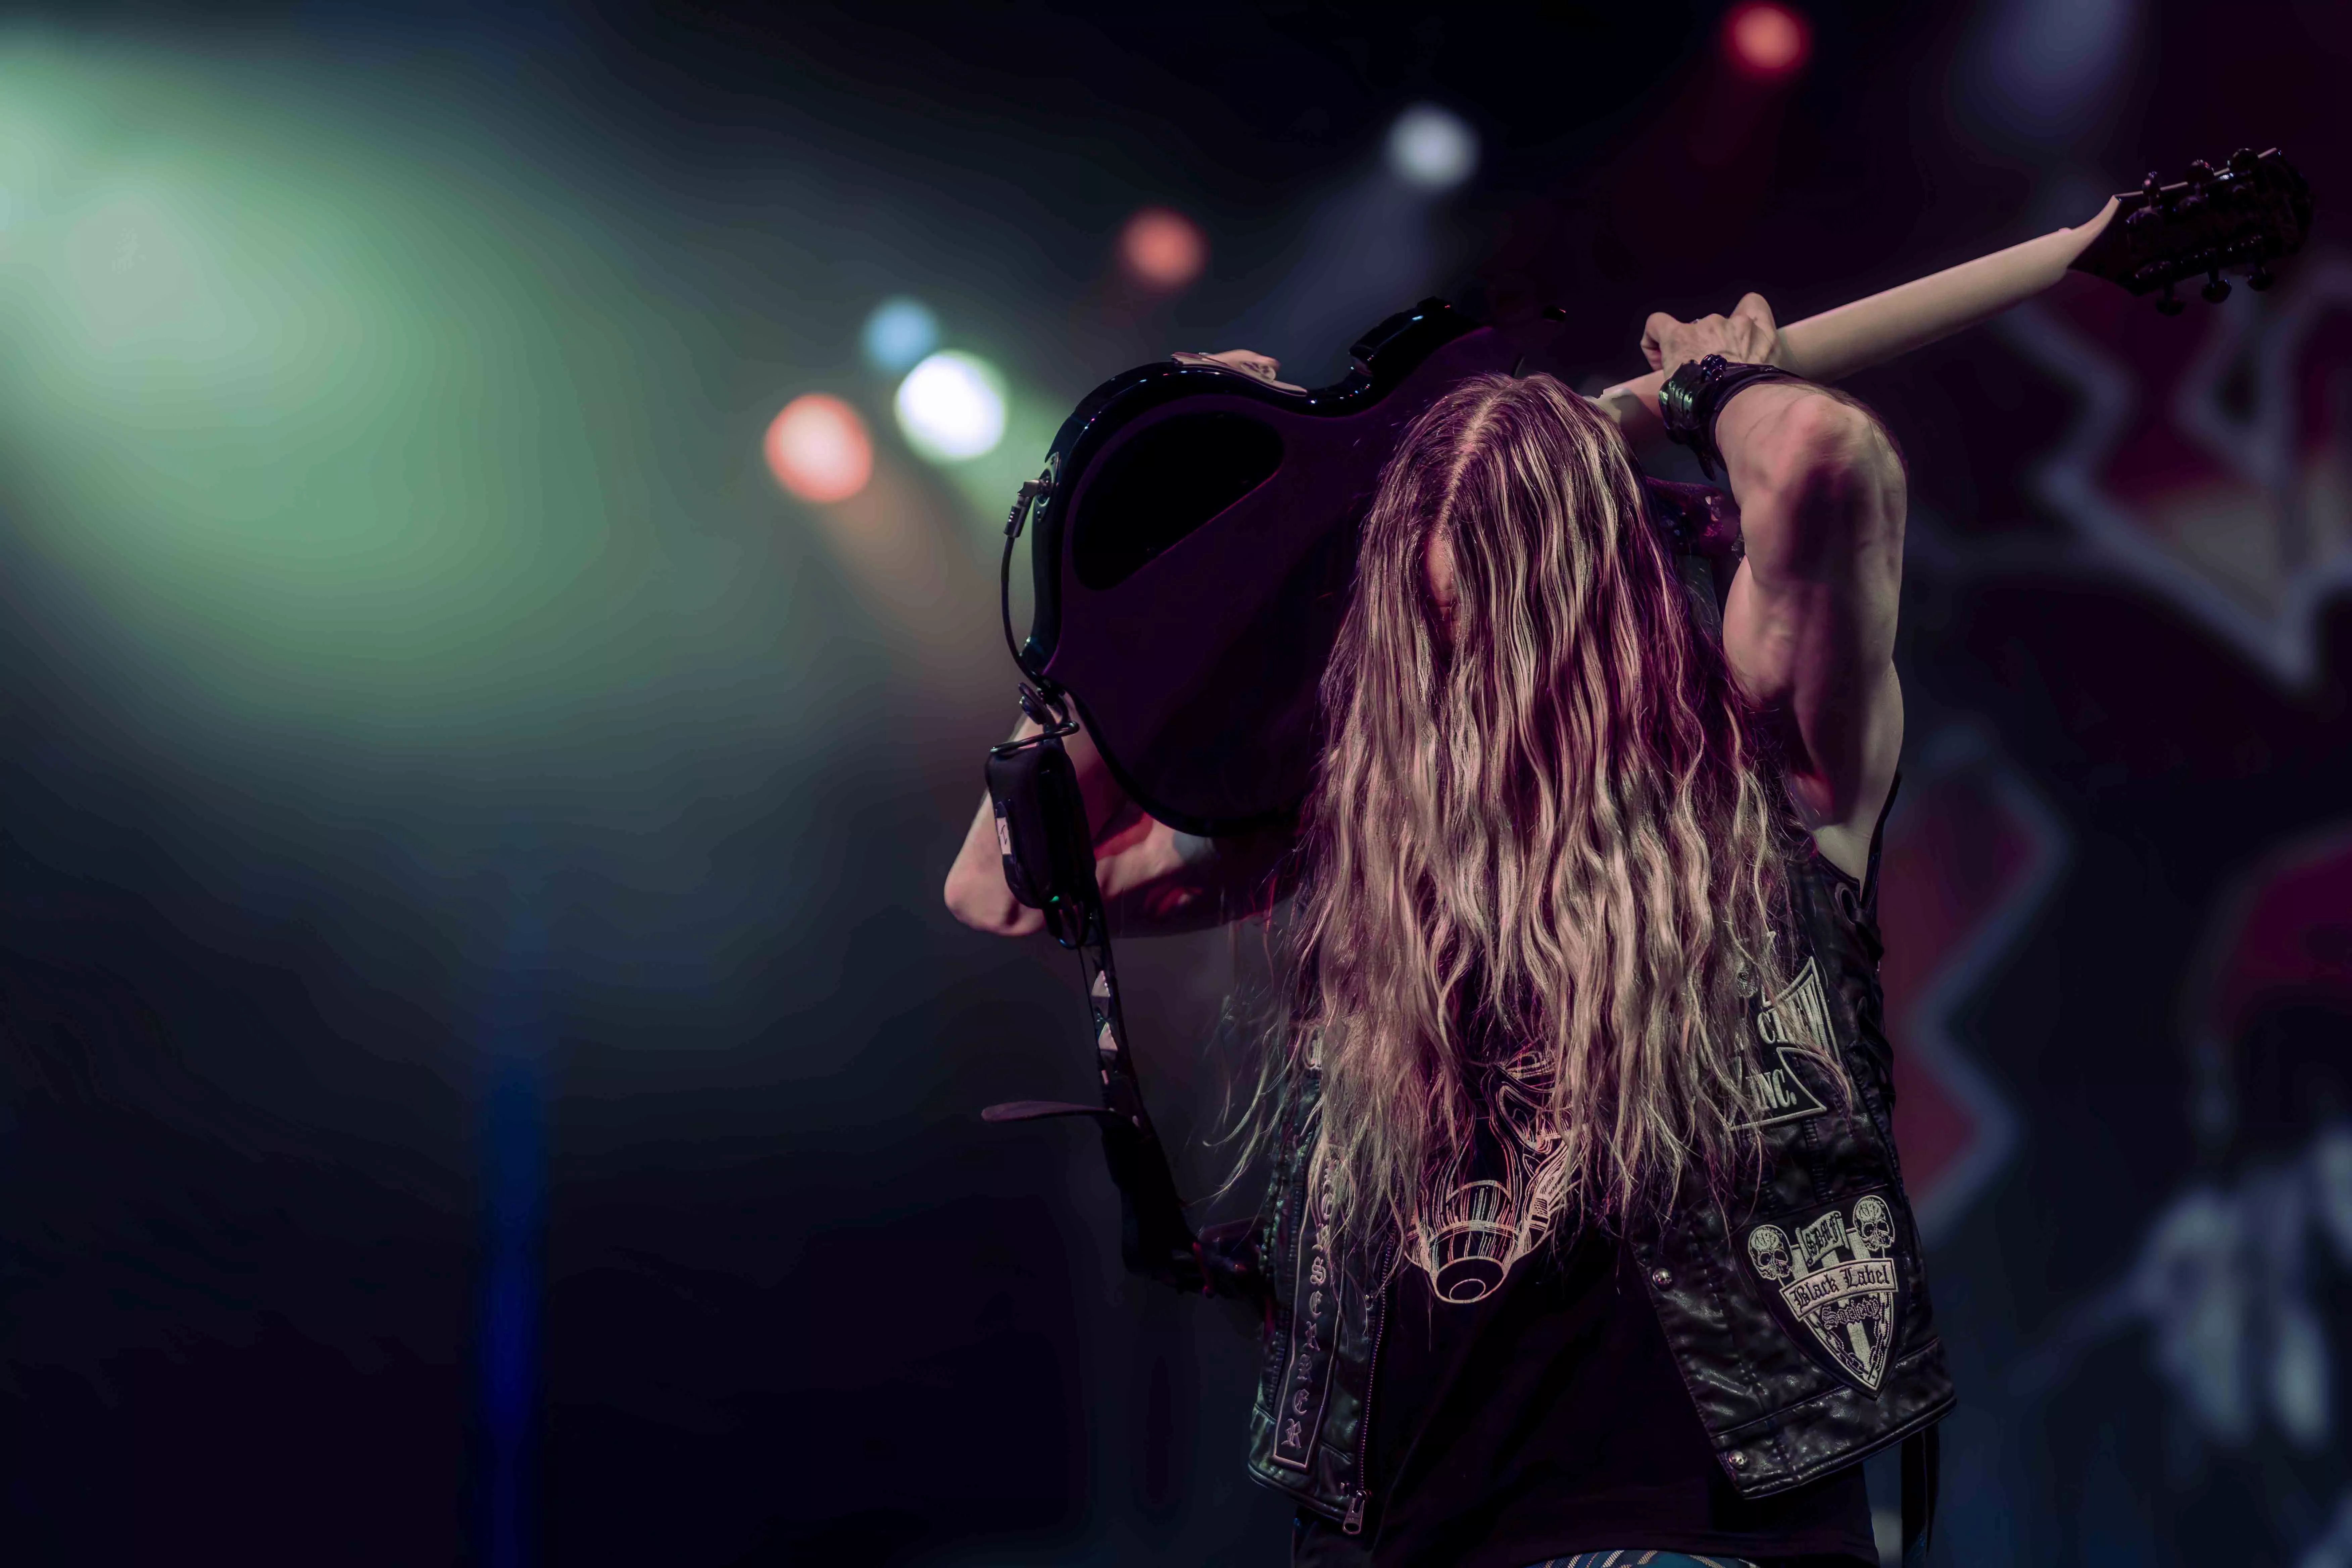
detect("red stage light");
top-left (765, 393), bottom-right (873, 504)
top-left (1724, 3), bottom-right (1810, 80)
top-left (1119, 207), bottom-right (1207, 291)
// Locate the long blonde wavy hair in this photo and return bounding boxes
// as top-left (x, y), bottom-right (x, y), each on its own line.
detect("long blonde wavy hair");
top-left (1265, 371), bottom-right (1818, 1249)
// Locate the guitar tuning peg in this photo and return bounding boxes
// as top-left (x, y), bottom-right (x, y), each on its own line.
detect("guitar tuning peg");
top-left (2202, 269), bottom-right (2231, 304)
top-left (2248, 263), bottom-right (2275, 293)
top-left (2178, 160), bottom-right (2214, 213)
top-left (2156, 283), bottom-right (2186, 317)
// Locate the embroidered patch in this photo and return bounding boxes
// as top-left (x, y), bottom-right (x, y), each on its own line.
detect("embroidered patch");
top-left (1746, 1193), bottom-right (1902, 1390)
top-left (1734, 957), bottom-right (1834, 1129)
top-left (1270, 1160), bottom-right (1339, 1470)
top-left (1758, 956), bottom-right (1835, 1052)
top-left (1738, 1045), bottom-right (1832, 1129)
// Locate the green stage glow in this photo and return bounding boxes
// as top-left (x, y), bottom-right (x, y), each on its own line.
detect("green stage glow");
top-left (0, 40), bottom-right (800, 779)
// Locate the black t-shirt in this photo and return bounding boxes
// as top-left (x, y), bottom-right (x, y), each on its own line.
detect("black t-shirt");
top-left (1294, 1099), bottom-right (1877, 1568)
top-left (1292, 1227), bottom-right (1878, 1568)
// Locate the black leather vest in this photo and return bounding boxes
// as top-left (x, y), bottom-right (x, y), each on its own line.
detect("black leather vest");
top-left (1242, 809), bottom-right (1955, 1531)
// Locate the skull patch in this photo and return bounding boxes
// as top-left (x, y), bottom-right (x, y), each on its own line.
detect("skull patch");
top-left (1853, 1195), bottom-right (1895, 1255)
top-left (1745, 1193), bottom-right (1904, 1390)
top-left (1748, 1224), bottom-right (1795, 1283)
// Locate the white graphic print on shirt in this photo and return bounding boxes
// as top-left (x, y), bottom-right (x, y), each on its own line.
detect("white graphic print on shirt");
top-left (1407, 958), bottom-right (1838, 1304)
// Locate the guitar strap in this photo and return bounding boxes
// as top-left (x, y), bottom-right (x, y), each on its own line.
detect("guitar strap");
top-left (978, 705), bottom-right (1265, 1300)
top-left (1902, 1424), bottom-right (1939, 1564)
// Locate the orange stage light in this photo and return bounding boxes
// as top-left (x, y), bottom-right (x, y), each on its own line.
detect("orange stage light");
top-left (1724, 2), bottom-right (1810, 80)
top-left (1119, 207), bottom-right (1207, 292)
top-left (764, 393), bottom-right (874, 504)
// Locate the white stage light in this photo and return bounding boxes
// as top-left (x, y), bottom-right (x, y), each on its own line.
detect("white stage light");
top-left (894, 351), bottom-right (1006, 462)
top-left (862, 297), bottom-right (939, 374)
top-left (1387, 105), bottom-right (1477, 191)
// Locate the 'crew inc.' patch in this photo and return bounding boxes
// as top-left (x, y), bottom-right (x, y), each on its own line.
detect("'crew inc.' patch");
top-left (1735, 958), bottom-right (1834, 1129)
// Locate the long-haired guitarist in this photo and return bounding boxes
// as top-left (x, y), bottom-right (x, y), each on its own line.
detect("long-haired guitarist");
top-left (947, 295), bottom-right (1945, 1568)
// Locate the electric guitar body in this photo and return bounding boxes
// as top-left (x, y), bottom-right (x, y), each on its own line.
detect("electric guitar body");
top-left (1019, 302), bottom-right (1600, 835)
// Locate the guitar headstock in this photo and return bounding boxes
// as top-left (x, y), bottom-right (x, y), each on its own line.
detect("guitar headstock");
top-left (2069, 147), bottom-right (2314, 314)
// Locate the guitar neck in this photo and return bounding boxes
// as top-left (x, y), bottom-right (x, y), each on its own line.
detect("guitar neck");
top-left (1595, 196), bottom-right (2121, 437)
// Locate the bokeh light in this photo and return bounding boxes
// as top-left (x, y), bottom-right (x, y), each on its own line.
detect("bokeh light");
top-left (1118, 207), bottom-right (1207, 291)
top-left (860, 296), bottom-right (938, 374)
top-left (893, 350), bottom-right (1006, 462)
top-left (1385, 104), bottom-right (1478, 190)
top-left (1724, 2), bottom-right (1811, 79)
top-left (764, 393), bottom-right (874, 503)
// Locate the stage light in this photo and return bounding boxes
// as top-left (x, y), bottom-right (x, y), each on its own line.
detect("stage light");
top-left (1725, 3), bottom-right (1810, 80)
top-left (861, 296), bottom-right (938, 374)
top-left (1119, 207), bottom-right (1207, 291)
top-left (894, 350), bottom-right (1006, 462)
top-left (1386, 104), bottom-right (1477, 191)
top-left (764, 393), bottom-right (873, 503)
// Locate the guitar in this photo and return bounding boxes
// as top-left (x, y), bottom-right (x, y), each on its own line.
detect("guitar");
top-left (1006, 149), bottom-right (2314, 838)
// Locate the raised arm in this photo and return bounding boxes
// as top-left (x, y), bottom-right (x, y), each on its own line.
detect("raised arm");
top-left (1639, 295), bottom-right (1906, 881)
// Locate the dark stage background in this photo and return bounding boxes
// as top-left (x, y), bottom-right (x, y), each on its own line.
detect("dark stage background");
top-left (3, 2), bottom-right (2349, 1563)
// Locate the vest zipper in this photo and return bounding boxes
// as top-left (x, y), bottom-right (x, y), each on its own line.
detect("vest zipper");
top-left (1342, 1235), bottom-right (1398, 1536)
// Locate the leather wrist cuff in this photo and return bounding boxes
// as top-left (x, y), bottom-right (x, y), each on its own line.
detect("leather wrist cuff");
top-left (1659, 354), bottom-right (1801, 479)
